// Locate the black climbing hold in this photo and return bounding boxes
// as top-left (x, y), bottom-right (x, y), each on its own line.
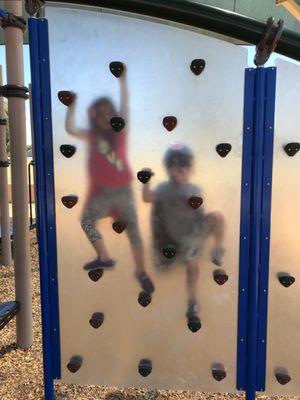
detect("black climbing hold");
top-left (89, 312), bottom-right (104, 329)
top-left (187, 315), bottom-right (201, 333)
top-left (275, 372), bottom-right (291, 385)
top-left (278, 273), bottom-right (295, 288)
top-left (212, 364), bottom-right (226, 381)
top-left (58, 90), bottom-right (75, 106)
top-left (213, 269), bottom-right (229, 286)
top-left (163, 246), bottom-right (176, 259)
top-left (67, 355), bottom-right (82, 373)
top-left (137, 170), bottom-right (153, 184)
top-left (190, 59), bottom-right (206, 76)
top-left (109, 61), bottom-right (124, 78)
top-left (138, 291), bottom-right (152, 307)
top-left (188, 196), bottom-right (203, 209)
top-left (138, 359), bottom-right (152, 377)
top-left (88, 269), bottom-right (103, 282)
top-left (112, 221), bottom-right (126, 234)
top-left (111, 117), bottom-right (125, 132)
top-left (61, 195), bottom-right (78, 209)
top-left (163, 116), bottom-right (177, 132)
top-left (216, 143), bottom-right (232, 158)
top-left (284, 142), bottom-right (300, 157)
top-left (60, 144), bottom-right (76, 158)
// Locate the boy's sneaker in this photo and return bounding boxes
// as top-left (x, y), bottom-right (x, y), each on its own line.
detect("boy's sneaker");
top-left (186, 300), bottom-right (201, 332)
top-left (135, 271), bottom-right (155, 294)
top-left (211, 246), bottom-right (225, 266)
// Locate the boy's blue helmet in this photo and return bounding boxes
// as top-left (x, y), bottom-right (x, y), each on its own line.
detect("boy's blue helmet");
top-left (163, 143), bottom-right (194, 169)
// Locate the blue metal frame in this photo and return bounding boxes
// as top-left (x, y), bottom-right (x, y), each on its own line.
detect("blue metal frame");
top-left (28, 17), bottom-right (61, 400)
top-left (256, 67), bottom-right (277, 390)
top-left (237, 68), bottom-right (256, 390)
top-left (237, 67), bottom-right (276, 400)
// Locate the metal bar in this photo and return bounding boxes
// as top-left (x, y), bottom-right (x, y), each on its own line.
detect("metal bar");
top-left (245, 68), bottom-right (267, 400)
top-left (256, 67), bottom-right (277, 391)
top-left (3, 0), bottom-right (32, 350)
top-left (0, 65), bottom-right (11, 266)
top-left (28, 17), bottom-right (55, 400)
top-left (46, 0), bottom-right (300, 61)
top-left (236, 68), bottom-right (255, 391)
top-left (28, 161), bottom-right (33, 227)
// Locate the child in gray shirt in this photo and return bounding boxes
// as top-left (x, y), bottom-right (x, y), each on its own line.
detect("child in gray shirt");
top-left (141, 144), bottom-right (225, 331)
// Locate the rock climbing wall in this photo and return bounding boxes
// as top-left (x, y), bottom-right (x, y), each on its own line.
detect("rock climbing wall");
top-left (45, 4), bottom-right (247, 391)
top-left (264, 59), bottom-right (300, 396)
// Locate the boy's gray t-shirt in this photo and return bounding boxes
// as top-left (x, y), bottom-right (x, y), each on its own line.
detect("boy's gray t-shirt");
top-left (152, 180), bottom-right (205, 244)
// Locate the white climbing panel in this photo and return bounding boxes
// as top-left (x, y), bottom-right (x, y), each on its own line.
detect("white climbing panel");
top-left (45, 4), bottom-right (247, 391)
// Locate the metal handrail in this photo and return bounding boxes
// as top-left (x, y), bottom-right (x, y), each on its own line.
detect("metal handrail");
top-left (47, 0), bottom-right (300, 61)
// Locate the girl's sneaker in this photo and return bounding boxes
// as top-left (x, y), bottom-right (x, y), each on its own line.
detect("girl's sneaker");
top-left (83, 258), bottom-right (116, 271)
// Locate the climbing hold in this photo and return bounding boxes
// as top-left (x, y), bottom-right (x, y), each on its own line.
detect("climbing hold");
top-left (89, 312), bottom-right (104, 329)
top-left (212, 364), bottom-right (226, 381)
top-left (112, 221), bottom-right (126, 234)
top-left (138, 291), bottom-right (152, 307)
top-left (61, 195), bottom-right (78, 209)
top-left (109, 61), bottom-right (124, 78)
top-left (278, 273), bottom-right (295, 288)
top-left (187, 315), bottom-right (201, 333)
top-left (88, 269), bottom-right (103, 282)
top-left (163, 116), bottom-right (177, 132)
top-left (283, 142), bottom-right (300, 157)
top-left (163, 246), bottom-right (176, 259)
top-left (111, 117), bottom-right (125, 132)
top-left (275, 371), bottom-right (291, 385)
top-left (213, 269), bottom-right (229, 286)
top-left (58, 90), bottom-right (75, 106)
top-left (60, 144), bottom-right (76, 158)
top-left (216, 143), bottom-right (232, 158)
top-left (188, 196), bottom-right (203, 209)
top-left (138, 359), bottom-right (152, 377)
top-left (190, 59), bottom-right (206, 76)
top-left (67, 355), bottom-right (82, 373)
top-left (137, 170), bottom-right (153, 184)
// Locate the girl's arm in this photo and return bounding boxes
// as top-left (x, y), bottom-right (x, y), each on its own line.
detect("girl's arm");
top-left (65, 94), bottom-right (89, 141)
top-left (119, 66), bottom-right (129, 127)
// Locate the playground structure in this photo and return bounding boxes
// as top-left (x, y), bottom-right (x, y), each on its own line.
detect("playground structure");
top-left (1, 1), bottom-right (300, 400)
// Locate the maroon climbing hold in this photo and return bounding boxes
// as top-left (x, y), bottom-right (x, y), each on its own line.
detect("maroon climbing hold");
top-left (109, 61), bottom-right (124, 78)
top-left (284, 142), bottom-right (300, 157)
top-left (89, 312), bottom-right (104, 329)
top-left (190, 59), bottom-right (206, 76)
top-left (216, 143), bottom-right (232, 158)
top-left (137, 170), bottom-right (153, 184)
top-left (212, 364), bottom-right (226, 381)
top-left (60, 144), bottom-right (76, 158)
top-left (61, 195), bottom-right (78, 209)
top-left (58, 90), bottom-right (75, 106)
top-left (111, 117), bottom-right (125, 132)
top-left (163, 116), bottom-right (177, 132)
top-left (112, 221), bottom-right (126, 234)
top-left (275, 371), bottom-right (291, 385)
top-left (188, 196), bottom-right (203, 209)
top-left (138, 359), bottom-right (152, 377)
top-left (67, 356), bottom-right (82, 373)
top-left (278, 274), bottom-right (295, 288)
top-left (88, 269), bottom-right (103, 282)
top-left (213, 269), bottom-right (229, 285)
top-left (138, 291), bottom-right (152, 307)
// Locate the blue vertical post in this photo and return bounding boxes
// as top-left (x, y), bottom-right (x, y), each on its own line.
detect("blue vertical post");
top-left (237, 67), bottom-right (276, 400)
top-left (28, 17), bottom-right (61, 400)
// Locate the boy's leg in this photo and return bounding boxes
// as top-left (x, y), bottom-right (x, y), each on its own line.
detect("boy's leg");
top-left (117, 187), bottom-right (155, 293)
top-left (185, 259), bottom-right (201, 331)
top-left (205, 211), bottom-right (225, 265)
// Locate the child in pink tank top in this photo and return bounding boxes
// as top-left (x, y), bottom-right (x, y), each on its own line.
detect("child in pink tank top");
top-left (64, 65), bottom-right (154, 294)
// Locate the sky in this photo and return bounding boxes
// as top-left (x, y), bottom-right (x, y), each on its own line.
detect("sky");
top-left (0, 44), bottom-right (299, 147)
